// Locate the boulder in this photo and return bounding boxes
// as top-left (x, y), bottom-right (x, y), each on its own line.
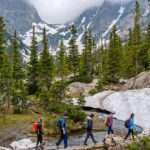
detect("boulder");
top-left (0, 147), bottom-right (10, 150)
top-left (125, 71), bottom-right (150, 89)
top-left (85, 91), bottom-right (114, 110)
top-left (67, 80), bottom-right (98, 97)
top-left (10, 139), bottom-right (36, 150)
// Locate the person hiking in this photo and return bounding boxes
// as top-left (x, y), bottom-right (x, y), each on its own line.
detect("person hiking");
top-left (84, 113), bottom-right (97, 146)
top-left (124, 113), bottom-right (136, 140)
top-left (36, 118), bottom-right (44, 149)
top-left (56, 112), bottom-right (68, 149)
top-left (103, 113), bottom-right (115, 144)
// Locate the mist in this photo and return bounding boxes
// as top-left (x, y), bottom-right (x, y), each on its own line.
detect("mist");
top-left (27, 0), bottom-right (131, 24)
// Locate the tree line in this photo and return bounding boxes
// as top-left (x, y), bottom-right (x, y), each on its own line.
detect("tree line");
top-left (0, 0), bottom-right (149, 113)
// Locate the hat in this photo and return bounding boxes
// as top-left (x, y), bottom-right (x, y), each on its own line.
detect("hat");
top-left (90, 113), bottom-right (94, 118)
top-left (64, 112), bottom-right (68, 116)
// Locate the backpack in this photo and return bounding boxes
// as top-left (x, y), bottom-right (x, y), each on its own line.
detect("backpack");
top-left (124, 119), bottom-right (129, 128)
top-left (86, 119), bottom-right (92, 130)
top-left (32, 122), bottom-right (38, 133)
top-left (57, 119), bottom-right (62, 128)
top-left (57, 118), bottom-right (65, 129)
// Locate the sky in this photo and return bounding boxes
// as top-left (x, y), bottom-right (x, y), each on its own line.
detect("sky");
top-left (27, 0), bottom-right (131, 24)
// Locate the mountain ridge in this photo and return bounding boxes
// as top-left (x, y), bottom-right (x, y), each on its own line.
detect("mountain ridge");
top-left (0, 0), bottom-right (150, 58)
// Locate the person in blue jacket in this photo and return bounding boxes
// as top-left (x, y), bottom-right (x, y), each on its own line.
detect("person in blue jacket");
top-left (56, 112), bottom-right (68, 149)
top-left (84, 113), bottom-right (97, 145)
top-left (124, 113), bottom-right (136, 140)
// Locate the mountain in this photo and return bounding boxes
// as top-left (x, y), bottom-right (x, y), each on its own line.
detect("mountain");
top-left (0, 0), bottom-right (42, 34)
top-left (0, 0), bottom-right (150, 58)
top-left (21, 0), bottom-right (150, 51)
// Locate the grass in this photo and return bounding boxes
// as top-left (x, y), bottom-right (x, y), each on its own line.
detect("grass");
top-left (0, 113), bottom-right (36, 129)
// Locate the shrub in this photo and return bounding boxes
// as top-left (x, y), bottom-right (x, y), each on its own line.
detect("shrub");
top-left (127, 136), bottom-right (150, 150)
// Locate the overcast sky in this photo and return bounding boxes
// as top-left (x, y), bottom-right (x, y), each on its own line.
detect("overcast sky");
top-left (27, 0), bottom-right (131, 24)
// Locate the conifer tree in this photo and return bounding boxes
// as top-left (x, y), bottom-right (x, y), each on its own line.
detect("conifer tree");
top-left (132, 0), bottom-right (142, 74)
top-left (68, 25), bottom-right (79, 78)
top-left (39, 27), bottom-right (53, 92)
top-left (121, 29), bottom-right (135, 78)
top-left (0, 52), bottom-right (12, 112)
top-left (79, 30), bottom-right (93, 82)
top-left (107, 26), bottom-right (122, 83)
top-left (12, 31), bottom-right (24, 83)
top-left (145, 23), bottom-right (150, 69)
top-left (0, 17), bottom-right (12, 111)
top-left (98, 45), bottom-right (109, 88)
top-left (11, 31), bottom-right (26, 113)
top-left (56, 40), bottom-right (68, 81)
top-left (27, 26), bottom-right (39, 94)
top-left (0, 17), bottom-right (6, 69)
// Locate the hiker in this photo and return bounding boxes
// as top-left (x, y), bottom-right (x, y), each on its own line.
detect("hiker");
top-left (36, 119), bottom-right (44, 148)
top-left (56, 112), bottom-right (68, 149)
top-left (84, 113), bottom-right (97, 145)
top-left (103, 113), bottom-right (115, 144)
top-left (124, 113), bottom-right (136, 140)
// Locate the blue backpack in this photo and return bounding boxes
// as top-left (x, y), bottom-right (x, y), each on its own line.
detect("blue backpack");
top-left (124, 119), bottom-right (130, 128)
top-left (57, 118), bottom-right (65, 128)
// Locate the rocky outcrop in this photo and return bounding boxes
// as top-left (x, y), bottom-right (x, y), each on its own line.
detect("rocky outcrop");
top-left (85, 88), bottom-right (149, 133)
top-left (67, 80), bottom-right (98, 97)
top-left (125, 72), bottom-right (150, 89)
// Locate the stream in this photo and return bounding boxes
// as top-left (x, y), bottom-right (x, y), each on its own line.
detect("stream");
top-left (47, 118), bottom-right (142, 147)
top-left (1, 111), bottom-right (143, 149)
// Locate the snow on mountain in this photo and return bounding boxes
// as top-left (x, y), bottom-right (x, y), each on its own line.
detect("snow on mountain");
top-left (102, 7), bottom-right (125, 38)
top-left (143, 6), bottom-right (150, 17)
top-left (0, 0), bottom-right (150, 58)
top-left (22, 22), bottom-right (60, 46)
top-left (85, 88), bottom-right (150, 134)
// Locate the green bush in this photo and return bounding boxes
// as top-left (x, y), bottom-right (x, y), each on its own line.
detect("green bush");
top-left (89, 89), bottom-right (98, 95)
top-left (127, 136), bottom-right (150, 150)
top-left (66, 106), bottom-right (86, 122)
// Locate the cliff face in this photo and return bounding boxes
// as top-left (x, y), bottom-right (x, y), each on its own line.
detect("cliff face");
top-left (0, 0), bottom-right (42, 34)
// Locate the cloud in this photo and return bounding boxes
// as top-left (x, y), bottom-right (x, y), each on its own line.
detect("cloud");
top-left (27, 0), bottom-right (131, 24)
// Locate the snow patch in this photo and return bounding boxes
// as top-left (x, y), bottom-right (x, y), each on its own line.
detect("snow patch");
top-left (81, 17), bottom-right (86, 24)
top-left (22, 22), bottom-right (58, 46)
top-left (102, 7), bottom-right (125, 38)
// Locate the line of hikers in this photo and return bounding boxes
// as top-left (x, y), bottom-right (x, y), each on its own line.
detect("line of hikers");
top-left (34, 112), bottom-right (136, 149)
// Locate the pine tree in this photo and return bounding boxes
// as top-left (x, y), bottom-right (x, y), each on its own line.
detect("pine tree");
top-left (27, 26), bottom-right (39, 95)
top-left (0, 17), bottom-right (12, 112)
top-left (121, 29), bottom-right (135, 78)
top-left (133, 0), bottom-right (142, 73)
top-left (146, 23), bottom-right (150, 69)
top-left (68, 25), bottom-right (79, 78)
top-left (12, 31), bottom-right (24, 83)
top-left (11, 31), bottom-right (26, 113)
top-left (0, 52), bottom-right (12, 112)
top-left (39, 27), bottom-right (53, 92)
top-left (0, 17), bottom-right (6, 69)
top-left (79, 30), bottom-right (93, 82)
top-left (107, 26), bottom-right (122, 83)
top-left (98, 45), bottom-right (109, 88)
top-left (56, 40), bottom-right (68, 81)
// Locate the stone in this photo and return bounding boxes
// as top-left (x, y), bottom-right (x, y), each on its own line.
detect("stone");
top-left (125, 71), bottom-right (150, 89)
